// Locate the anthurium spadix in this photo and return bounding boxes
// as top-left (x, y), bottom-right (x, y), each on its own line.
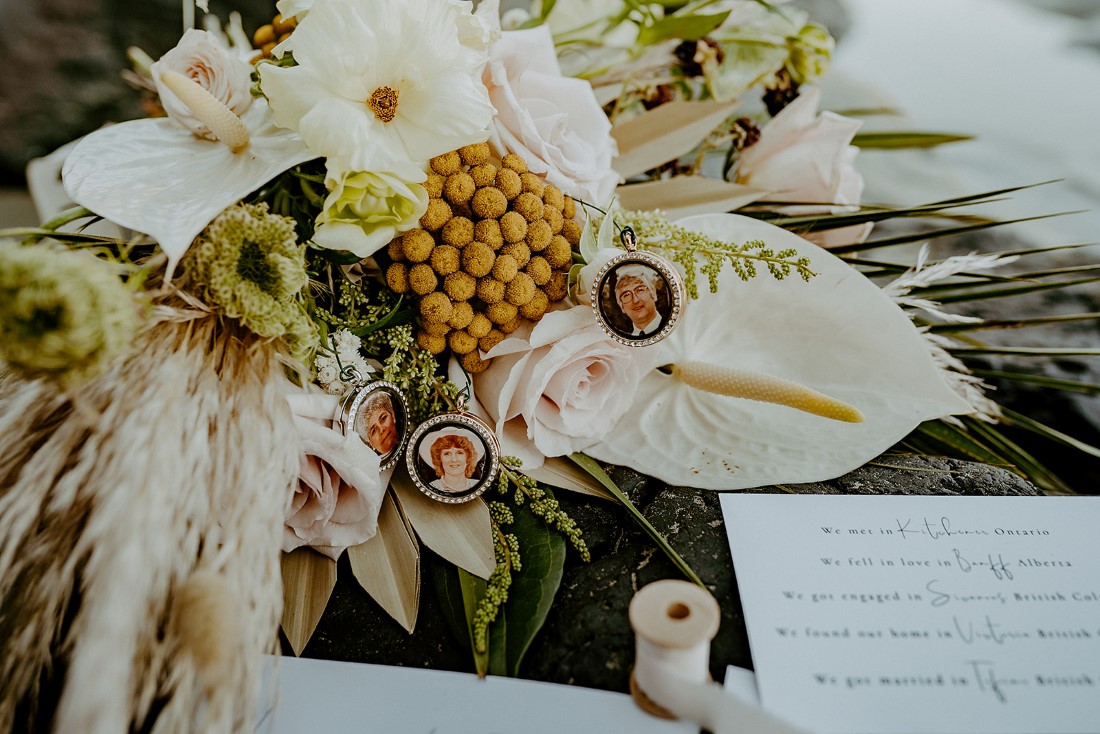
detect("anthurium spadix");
top-left (62, 96), bottom-right (316, 278)
top-left (583, 213), bottom-right (973, 489)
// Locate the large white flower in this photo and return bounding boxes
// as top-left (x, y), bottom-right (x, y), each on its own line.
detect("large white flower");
top-left (259, 0), bottom-right (496, 172)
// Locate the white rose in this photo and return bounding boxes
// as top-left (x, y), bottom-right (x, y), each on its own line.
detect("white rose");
top-left (312, 165), bottom-right (429, 258)
top-left (485, 26), bottom-right (620, 205)
top-left (283, 393), bottom-right (385, 560)
top-left (151, 29), bottom-right (254, 141)
top-left (735, 86), bottom-right (871, 248)
top-left (473, 306), bottom-right (657, 467)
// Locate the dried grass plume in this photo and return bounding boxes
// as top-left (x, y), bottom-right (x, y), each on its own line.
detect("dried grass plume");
top-left (0, 302), bottom-right (301, 733)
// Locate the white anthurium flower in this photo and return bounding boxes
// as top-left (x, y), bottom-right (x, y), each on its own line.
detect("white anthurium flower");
top-left (259, 0), bottom-right (495, 173)
top-left (62, 97), bottom-right (317, 277)
top-left (583, 213), bottom-right (973, 490)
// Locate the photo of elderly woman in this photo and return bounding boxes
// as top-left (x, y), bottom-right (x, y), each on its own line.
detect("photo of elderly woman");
top-left (413, 426), bottom-right (487, 499)
top-left (598, 261), bottom-right (671, 340)
top-left (352, 385), bottom-right (407, 467)
top-left (357, 392), bottom-right (397, 456)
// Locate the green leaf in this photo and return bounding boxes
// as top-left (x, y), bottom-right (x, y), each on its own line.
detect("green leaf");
top-left (926, 180), bottom-right (1060, 207)
top-left (579, 210), bottom-right (599, 264)
top-left (927, 312), bottom-right (1100, 334)
top-left (431, 559), bottom-right (488, 675)
top-left (310, 246), bottom-right (366, 265)
top-left (1001, 408), bottom-right (1100, 461)
top-left (913, 421), bottom-right (1006, 467)
top-left (0, 227), bottom-right (120, 246)
top-left (931, 276), bottom-right (1100, 304)
top-left (948, 346), bottom-right (1100, 358)
top-left (911, 264), bottom-right (1100, 299)
top-left (637, 11), bottom-right (730, 44)
top-left (350, 296), bottom-right (415, 337)
top-left (487, 501), bottom-right (567, 677)
top-left (908, 419), bottom-right (1073, 494)
top-left (963, 417), bottom-right (1073, 494)
top-left (972, 368), bottom-right (1100, 396)
top-left (569, 453), bottom-right (704, 587)
top-left (852, 131), bottom-right (973, 149)
top-left (827, 214), bottom-right (1072, 254)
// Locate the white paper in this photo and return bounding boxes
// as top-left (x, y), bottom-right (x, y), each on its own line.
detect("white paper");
top-left (257, 656), bottom-right (698, 734)
top-left (723, 665), bottom-right (761, 705)
top-left (720, 494), bottom-right (1100, 734)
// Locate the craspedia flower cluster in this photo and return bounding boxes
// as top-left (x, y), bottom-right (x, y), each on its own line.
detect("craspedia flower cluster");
top-left (252, 12), bottom-right (297, 59)
top-left (385, 143), bottom-right (582, 374)
top-left (184, 202), bottom-right (317, 360)
top-left (0, 239), bottom-right (138, 386)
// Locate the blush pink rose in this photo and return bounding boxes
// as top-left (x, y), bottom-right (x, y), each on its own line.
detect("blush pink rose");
top-left (485, 26), bottom-right (620, 205)
top-left (736, 86), bottom-right (871, 248)
top-left (283, 393), bottom-right (385, 560)
top-left (151, 29), bottom-right (254, 141)
top-left (473, 306), bottom-right (658, 468)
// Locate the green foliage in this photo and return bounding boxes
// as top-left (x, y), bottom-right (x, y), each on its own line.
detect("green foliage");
top-left (502, 458), bottom-right (589, 560)
top-left (637, 11), bottom-right (730, 45)
top-left (852, 131), bottom-right (973, 149)
top-left (486, 500), bottom-right (567, 677)
top-left (431, 562), bottom-right (488, 673)
top-left (470, 519), bottom-right (516, 667)
top-left (441, 457), bottom-right (589, 677)
top-left (615, 209), bottom-right (815, 298)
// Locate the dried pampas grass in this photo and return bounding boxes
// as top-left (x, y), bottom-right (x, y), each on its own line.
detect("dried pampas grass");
top-left (0, 304), bottom-right (301, 733)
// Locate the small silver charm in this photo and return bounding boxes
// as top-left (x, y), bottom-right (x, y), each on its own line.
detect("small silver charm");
top-left (337, 366), bottom-right (410, 472)
top-left (590, 227), bottom-right (685, 347)
top-left (405, 399), bottom-right (500, 505)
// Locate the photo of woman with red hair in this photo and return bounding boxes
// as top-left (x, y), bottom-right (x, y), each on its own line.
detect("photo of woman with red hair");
top-left (417, 426), bottom-right (485, 496)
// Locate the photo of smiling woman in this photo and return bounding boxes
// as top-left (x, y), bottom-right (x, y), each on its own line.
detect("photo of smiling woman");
top-left (414, 426), bottom-right (488, 500)
top-left (348, 383), bottom-right (408, 469)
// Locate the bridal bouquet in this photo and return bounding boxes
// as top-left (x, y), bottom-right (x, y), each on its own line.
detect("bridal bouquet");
top-left (1, 0), bottom-right (1091, 731)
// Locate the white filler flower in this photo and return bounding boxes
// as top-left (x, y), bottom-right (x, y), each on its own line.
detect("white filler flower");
top-left (259, 0), bottom-right (496, 174)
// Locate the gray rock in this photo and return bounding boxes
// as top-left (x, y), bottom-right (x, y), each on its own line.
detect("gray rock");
top-left (300, 457), bottom-right (1040, 691)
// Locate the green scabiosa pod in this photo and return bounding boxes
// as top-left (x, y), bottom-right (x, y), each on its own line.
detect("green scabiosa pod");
top-left (0, 239), bottom-right (137, 386)
top-left (183, 202), bottom-right (317, 360)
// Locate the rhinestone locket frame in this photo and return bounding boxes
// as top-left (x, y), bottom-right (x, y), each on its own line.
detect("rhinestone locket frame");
top-left (590, 227), bottom-right (685, 347)
top-left (338, 377), bottom-right (411, 472)
top-left (404, 410), bottom-right (501, 504)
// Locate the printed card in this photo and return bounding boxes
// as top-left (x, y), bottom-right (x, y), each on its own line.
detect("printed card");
top-left (720, 494), bottom-right (1100, 733)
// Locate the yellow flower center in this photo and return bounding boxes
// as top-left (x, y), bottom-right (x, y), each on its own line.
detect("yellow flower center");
top-left (367, 86), bottom-right (399, 123)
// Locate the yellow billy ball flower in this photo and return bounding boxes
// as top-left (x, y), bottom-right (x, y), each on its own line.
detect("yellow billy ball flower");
top-left (419, 291), bottom-right (454, 324)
